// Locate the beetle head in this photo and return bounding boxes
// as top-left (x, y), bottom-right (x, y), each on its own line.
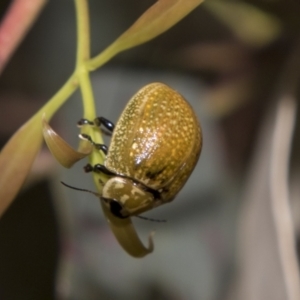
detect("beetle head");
top-left (102, 177), bottom-right (155, 218)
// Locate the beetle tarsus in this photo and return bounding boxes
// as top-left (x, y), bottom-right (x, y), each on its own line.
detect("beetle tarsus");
top-left (79, 133), bottom-right (92, 142)
top-left (84, 164), bottom-right (94, 173)
top-left (79, 134), bottom-right (108, 155)
top-left (77, 118), bottom-right (94, 127)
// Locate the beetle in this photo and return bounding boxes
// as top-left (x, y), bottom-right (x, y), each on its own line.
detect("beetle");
top-left (79, 83), bottom-right (202, 219)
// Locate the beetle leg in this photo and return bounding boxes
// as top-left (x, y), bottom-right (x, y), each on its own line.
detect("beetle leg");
top-left (93, 164), bottom-right (116, 176)
top-left (77, 117), bottom-right (115, 131)
top-left (79, 133), bottom-right (108, 155)
top-left (84, 163), bottom-right (115, 176)
top-left (83, 164), bottom-right (106, 187)
top-left (77, 117), bottom-right (114, 136)
top-left (77, 118), bottom-right (94, 127)
top-left (95, 144), bottom-right (108, 155)
top-left (83, 163), bottom-right (94, 173)
top-left (94, 117), bottom-right (115, 132)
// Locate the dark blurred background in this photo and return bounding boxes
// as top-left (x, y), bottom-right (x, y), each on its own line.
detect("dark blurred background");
top-left (1, 0), bottom-right (300, 299)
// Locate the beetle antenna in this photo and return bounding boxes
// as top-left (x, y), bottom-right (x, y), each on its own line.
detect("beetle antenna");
top-left (61, 181), bottom-right (100, 197)
top-left (135, 215), bottom-right (166, 223)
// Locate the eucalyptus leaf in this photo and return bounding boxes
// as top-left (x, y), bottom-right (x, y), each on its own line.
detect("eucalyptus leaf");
top-left (101, 203), bottom-right (154, 258)
top-left (0, 114), bottom-right (43, 217)
top-left (89, 0), bottom-right (205, 69)
top-left (42, 117), bottom-right (91, 168)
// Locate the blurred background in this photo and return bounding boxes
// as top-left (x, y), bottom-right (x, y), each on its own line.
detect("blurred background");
top-left (1, 0), bottom-right (300, 299)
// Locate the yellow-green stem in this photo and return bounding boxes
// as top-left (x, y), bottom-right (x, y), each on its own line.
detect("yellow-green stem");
top-left (39, 73), bottom-right (78, 120)
top-left (37, 0), bottom-right (93, 122)
top-left (78, 68), bottom-right (97, 120)
top-left (88, 43), bottom-right (119, 71)
top-left (75, 0), bottom-right (90, 66)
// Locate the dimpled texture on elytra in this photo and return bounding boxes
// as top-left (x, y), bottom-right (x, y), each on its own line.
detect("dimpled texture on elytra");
top-left (105, 82), bottom-right (202, 202)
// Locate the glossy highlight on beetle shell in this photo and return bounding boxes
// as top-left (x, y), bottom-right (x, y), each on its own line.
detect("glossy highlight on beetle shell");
top-left (103, 83), bottom-right (202, 214)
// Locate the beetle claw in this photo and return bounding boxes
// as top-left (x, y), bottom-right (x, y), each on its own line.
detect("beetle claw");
top-left (77, 118), bottom-right (94, 127)
top-left (84, 163), bottom-right (93, 173)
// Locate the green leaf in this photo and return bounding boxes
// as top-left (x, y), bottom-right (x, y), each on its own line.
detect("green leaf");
top-left (0, 75), bottom-right (78, 219)
top-left (0, 114), bottom-right (43, 217)
top-left (101, 203), bottom-right (154, 258)
top-left (89, 0), bottom-right (205, 69)
top-left (42, 117), bottom-right (91, 168)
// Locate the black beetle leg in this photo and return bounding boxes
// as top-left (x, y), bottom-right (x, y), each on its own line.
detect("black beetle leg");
top-left (83, 164), bottom-right (106, 187)
top-left (84, 163), bottom-right (94, 173)
top-left (94, 117), bottom-right (115, 132)
top-left (84, 163), bottom-right (115, 176)
top-left (77, 117), bottom-right (114, 136)
top-left (77, 118), bottom-right (94, 127)
top-left (94, 144), bottom-right (108, 155)
top-left (93, 164), bottom-right (116, 176)
top-left (77, 117), bottom-right (114, 131)
top-left (79, 133), bottom-right (108, 155)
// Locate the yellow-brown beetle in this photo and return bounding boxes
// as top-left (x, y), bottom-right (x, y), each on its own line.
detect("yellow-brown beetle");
top-left (80, 83), bottom-right (202, 219)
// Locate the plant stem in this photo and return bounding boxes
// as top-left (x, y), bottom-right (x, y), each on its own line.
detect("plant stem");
top-left (78, 69), bottom-right (97, 120)
top-left (74, 0), bottom-right (105, 170)
top-left (40, 73), bottom-right (78, 120)
top-left (88, 43), bottom-right (119, 71)
top-left (37, 0), bottom-right (93, 121)
top-left (75, 0), bottom-right (90, 67)
top-left (74, 0), bottom-right (97, 121)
